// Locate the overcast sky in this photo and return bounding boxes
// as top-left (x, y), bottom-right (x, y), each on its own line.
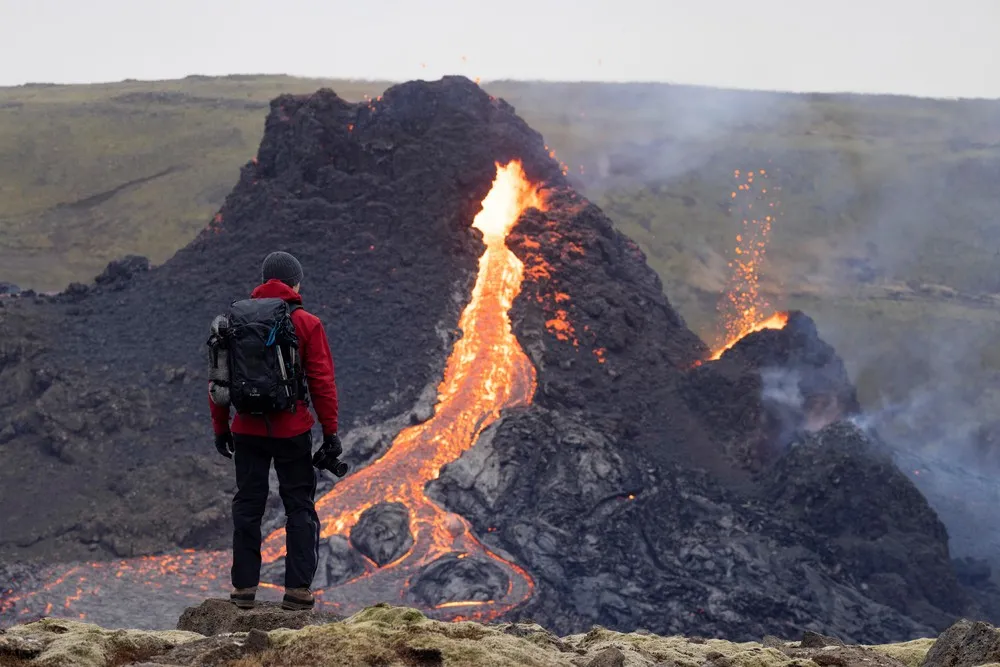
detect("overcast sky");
top-left (1, 0), bottom-right (997, 98)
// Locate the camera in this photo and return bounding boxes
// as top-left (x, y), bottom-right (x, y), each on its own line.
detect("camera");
top-left (313, 446), bottom-right (349, 477)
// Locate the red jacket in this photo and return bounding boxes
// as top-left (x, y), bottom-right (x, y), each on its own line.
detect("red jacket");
top-left (210, 280), bottom-right (339, 438)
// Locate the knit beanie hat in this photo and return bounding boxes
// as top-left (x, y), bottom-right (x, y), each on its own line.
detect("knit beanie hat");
top-left (261, 251), bottom-right (303, 287)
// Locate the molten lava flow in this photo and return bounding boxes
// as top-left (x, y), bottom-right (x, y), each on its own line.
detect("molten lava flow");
top-left (1, 161), bottom-right (545, 626)
top-left (708, 168), bottom-right (788, 359)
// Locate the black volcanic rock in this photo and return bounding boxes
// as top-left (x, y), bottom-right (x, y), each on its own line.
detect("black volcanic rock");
top-left (408, 554), bottom-right (510, 607)
top-left (758, 422), bottom-right (967, 628)
top-left (316, 536), bottom-right (368, 588)
top-left (507, 192), bottom-right (712, 472)
top-left (430, 409), bottom-right (946, 642)
top-left (94, 254), bottom-right (150, 287)
top-left (678, 311), bottom-right (860, 470)
top-left (723, 311), bottom-right (860, 423)
top-left (0, 282), bottom-right (19, 296)
top-left (349, 502), bottom-right (414, 566)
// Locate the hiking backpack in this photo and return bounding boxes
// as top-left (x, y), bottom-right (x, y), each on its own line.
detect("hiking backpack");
top-left (207, 298), bottom-right (306, 416)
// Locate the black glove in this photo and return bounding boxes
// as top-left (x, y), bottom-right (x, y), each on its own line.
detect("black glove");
top-left (313, 433), bottom-right (343, 463)
top-left (312, 433), bottom-right (349, 477)
top-left (215, 432), bottom-right (234, 459)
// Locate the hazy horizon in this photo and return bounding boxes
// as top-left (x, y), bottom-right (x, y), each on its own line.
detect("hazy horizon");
top-left (6, 72), bottom-right (1000, 103)
top-left (1, 0), bottom-right (998, 100)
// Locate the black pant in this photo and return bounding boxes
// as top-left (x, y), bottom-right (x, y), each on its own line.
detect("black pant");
top-left (231, 431), bottom-right (319, 590)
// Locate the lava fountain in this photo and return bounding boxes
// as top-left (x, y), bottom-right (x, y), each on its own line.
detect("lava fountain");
top-left (708, 168), bottom-right (788, 360)
top-left (0, 160), bottom-right (545, 626)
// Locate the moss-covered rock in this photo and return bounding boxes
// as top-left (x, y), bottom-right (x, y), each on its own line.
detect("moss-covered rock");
top-left (1, 617), bottom-right (200, 667)
top-left (177, 598), bottom-right (342, 636)
top-left (262, 604), bottom-right (563, 666)
top-left (867, 638), bottom-right (936, 667)
top-left (0, 604), bottom-right (971, 667)
top-left (219, 604), bottom-right (945, 667)
top-left (565, 626), bottom-right (794, 667)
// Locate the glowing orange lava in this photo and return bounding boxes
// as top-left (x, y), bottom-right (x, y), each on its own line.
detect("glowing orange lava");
top-left (708, 168), bottom-right (787, 359)
top-left (709, 311), bottom-right (789, 360)
top-left (2, 160), bottom-right (546, 625)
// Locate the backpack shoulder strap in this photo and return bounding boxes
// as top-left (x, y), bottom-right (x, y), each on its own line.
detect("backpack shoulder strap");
top-left (289, 304), bottom-right (303, 313)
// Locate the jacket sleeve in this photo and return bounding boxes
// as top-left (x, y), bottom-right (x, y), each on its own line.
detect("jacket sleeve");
top-left (302, 316), bottom-right (340, 435)
top-left (209, 384), bottom-right (231, 435)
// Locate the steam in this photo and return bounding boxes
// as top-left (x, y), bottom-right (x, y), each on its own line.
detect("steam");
top-left (761, 367), bottom-right (803, 410)
top-left (761, 366), bottom-right (847, 450)
top-left (821, 240), bottom-right (1000, 570)
top-left (760, 366), bottom-right (804, 449)
top-left (849, 386), bottom-right (1000, 567)
top-left (496, 82), bottom-right (793, 193)
top-left (841, 288), bottom-right (994, 463)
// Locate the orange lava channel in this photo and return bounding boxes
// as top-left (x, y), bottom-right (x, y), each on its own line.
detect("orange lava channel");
top-left (260, 159), bottom-right (544, 617)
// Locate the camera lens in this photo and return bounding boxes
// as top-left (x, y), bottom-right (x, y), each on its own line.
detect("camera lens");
top-left (332, 460), bottom-right (349, 477)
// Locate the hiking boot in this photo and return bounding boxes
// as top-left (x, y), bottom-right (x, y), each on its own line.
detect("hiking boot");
top-left (230, 586), bottom-right (257, 609)
top-left (281, 587), bottom-right (314, 611)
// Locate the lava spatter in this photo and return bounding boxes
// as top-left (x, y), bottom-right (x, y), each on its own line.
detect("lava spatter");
top-left (1, 160), bottom-right (546, 625)
top-left (709, 168), bottom-right (788, 360)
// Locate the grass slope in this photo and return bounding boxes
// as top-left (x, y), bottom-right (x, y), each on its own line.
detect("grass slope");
top-left (0, 76), bottom-right (392, 290)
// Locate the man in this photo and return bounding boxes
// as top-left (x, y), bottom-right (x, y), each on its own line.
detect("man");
top-left (210, 251), bottom-right (341, 611)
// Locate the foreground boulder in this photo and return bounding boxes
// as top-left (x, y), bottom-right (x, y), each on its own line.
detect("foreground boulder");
top-left (0, 617), bottom-right (200, 667)
top-left (176, 598), bottom-right (342, 636)
top-left (921, 618), bottom-right (1000, 667)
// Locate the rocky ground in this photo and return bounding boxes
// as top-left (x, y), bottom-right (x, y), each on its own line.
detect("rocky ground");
top-left (1, 76), bottom-right (998, 641)
top-left (4, 601), bottom-right (1000, 667)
